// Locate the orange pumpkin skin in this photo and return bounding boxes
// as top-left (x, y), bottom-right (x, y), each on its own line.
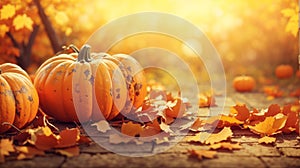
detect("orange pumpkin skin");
top-left (233, 75), bottom-right (256, 92)
top-left (34, 45), bottom-right (146, 122)
top-left (0, 63), bottom-right (39, 133)
top-left (275, 64), bottom-right (294, 79)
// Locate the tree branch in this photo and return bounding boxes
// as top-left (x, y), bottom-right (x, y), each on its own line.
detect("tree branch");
top-left (6, 32), bottom-right (20, 49)
top-left (33, 0), bottom-right (61, 53)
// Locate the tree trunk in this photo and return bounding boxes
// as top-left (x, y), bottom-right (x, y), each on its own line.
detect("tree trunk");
top-left (6, 25), bottom-right (40, 70)
top-left (33, 0), bottom-right (61, 53)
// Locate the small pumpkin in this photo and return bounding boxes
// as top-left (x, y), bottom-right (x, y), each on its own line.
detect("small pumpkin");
top-left (0, 63), bottom-right (39, 133)
top-left (275, 64), bottom-right (294, 79)
top-left (233, 75), bottom-right (256, 92)
top-left (34, 44), bottom-right (147, 122)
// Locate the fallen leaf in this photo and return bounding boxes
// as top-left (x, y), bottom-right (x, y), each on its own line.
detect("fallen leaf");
top-left (159, 121), bottom-right (174, 134)
top-left (55, 128), bottom-right (80, 148)
top-left (258, 136), bottom-right (276, 144)
top-left (290, 88), bottom-right (300, 97)
top-left (249, 114), bottom-right (287, 136)
top-left (35, 134), bottom-right (59, 150)
top-left (13, 132), bottom-right (31, 145)
top-left (78, 135), bottom-right (92, 145)
top-left (140, 126), bottom-right (161, 137)
top-left (56, 146), bottom-right (80, 157)
top-left (121, 121), bottom-right (143, 136)
top-left (200, 127), bottom-right (233, 144)
top-left (232, 104), bottom-right (250, 121)
top-left (188, 149), bottom-right (217, 160)
top-left (16, 146), bottom-right (45, 160)
top-left (109, 134), bottom-right (134, 144)
top-left (0, 139), bottom-right (15, 163)
top-left (265, 104), bottom-right (281, 117)
top-left (209, 142), bottom-right (242, 150)
top-left (189, 118), bottom-right (205, 132)
top-left (91, 120), bottom-right (111, 133)
top-left (198, 92), bottom-right (216, 107)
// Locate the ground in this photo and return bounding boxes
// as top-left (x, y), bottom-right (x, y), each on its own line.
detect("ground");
top-left (1, 92), bottom-right (300, 168)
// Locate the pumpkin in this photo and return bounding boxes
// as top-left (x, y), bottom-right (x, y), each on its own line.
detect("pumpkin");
top-left (233, 75), bottom-right (256, 92)
top-left (275, 64), bottom-right (294, 79)
top-left (34, 44), bottom-right (147, 122)
top-left (0, 63), bottom-right (39, 133)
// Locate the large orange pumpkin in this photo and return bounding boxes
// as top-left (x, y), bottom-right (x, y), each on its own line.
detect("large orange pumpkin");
top-left (0, 63), bottom-right (39, 133)
top-left (233, 75), bottom-right (256, 92)
top-left (34, 45), bottom-right (147, 122)
top-left (275, 64), bottom-right (294, 79)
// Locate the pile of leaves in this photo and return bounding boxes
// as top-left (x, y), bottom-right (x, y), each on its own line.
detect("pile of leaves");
top-left (1, 83), bottom-right (299, 162)
top-left (0, 112), bottom-right (91, 163)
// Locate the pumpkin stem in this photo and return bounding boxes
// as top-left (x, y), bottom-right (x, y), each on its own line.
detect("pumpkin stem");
top-left (77, 44), bottom-right (92, 63)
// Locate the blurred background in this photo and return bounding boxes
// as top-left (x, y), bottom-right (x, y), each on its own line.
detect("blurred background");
top-left (0, 0), bottom-right (298, 86)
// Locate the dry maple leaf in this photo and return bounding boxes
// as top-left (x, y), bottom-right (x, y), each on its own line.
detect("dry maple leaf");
top-left (159, 121), bottom-right (174, 134)
top-left (140, 126), bottom-right (161, 137)
top-left (189, 118), bottom-right (205, 132)
top-left (200, 127), bottom-right (233, 145)
top-left (209, 142), bottom-right (242, 150)
top-left (0, 139), bottom-right (15, 163)
top-left (232, 104), bottom-right (250, 121)
top-left (16, 146), bottom-right (45, 160)
top-left (91, 120), bottom-right (111, 133)
top-left (56, 146), bottom-right (80, 157)
top-left (258, 136), bottom-right (276, 144)
top-left (198, 92), bottom-right (216, 108)
top-left (248, 114), bottom-right (287, 136)
top-left (265, 104), bottom-right (281, 117)
top-left (188, 149), bottom-right (217, 160)
top-left (121, 121), bottom-right (143, 137)
top-left (55, 128), bottom-right (80, 148)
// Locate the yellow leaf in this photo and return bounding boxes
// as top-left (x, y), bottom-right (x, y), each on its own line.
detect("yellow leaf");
top-left (13, 14), bottom-right (33, 31)
top-left (188, 149), bottom-right (217, 160)
top-left (91, 120), bottom-right (111, 133)
top-left (258, 136), bottom-right (276, 144)
top-left (0, 4), bottom-right (16, 20)
top-left (0, 24), bottom-right (9, 37)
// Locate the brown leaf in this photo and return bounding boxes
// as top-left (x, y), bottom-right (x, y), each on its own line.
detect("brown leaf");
top-left (55, 128), bottom-right (80, 148)
top-left (140, 126), bottom-right (161, 137)
top-left (91, 120), bottom-right (111, 133)
top-left (13, 132), bottom-right (31, 145)
top-left (56, 146), bottom-right (80, 157)
top-left (265, 104), bottom-right (281, 117)
top-left (209, 142), bottom-right (242, 150)
top-left (232, 104), bottom-right (250, 121)
top-left (35, 134), bottom-right (59, 150)
top-left (188, 149), bottom-right (217, 160)
top-left (16, 146), bottom-right (45, 160)
top-left (78, 135), bottom-right (92, 145)
top-left (258, 136), bottom-right (276, 144)
top-left (121, 121), bottom-right (143, 137)
top-left (189, 118), bottom-right (205, 132)
top-left (0, 139), bottom-right (15, 163)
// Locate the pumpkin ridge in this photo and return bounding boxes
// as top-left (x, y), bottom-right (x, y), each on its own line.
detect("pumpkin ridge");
top-left (1, 74), bottom-right (30, 129)
top-left (0, 75), bottom-right (15, 133)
